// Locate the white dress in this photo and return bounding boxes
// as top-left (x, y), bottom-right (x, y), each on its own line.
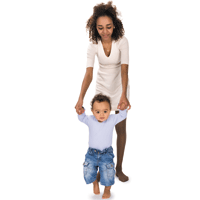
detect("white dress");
top-left (86, 36), bottom-right (130, 111)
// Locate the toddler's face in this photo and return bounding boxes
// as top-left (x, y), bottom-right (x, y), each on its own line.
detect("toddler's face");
top-left (91, 101), bottom-right (111, 123)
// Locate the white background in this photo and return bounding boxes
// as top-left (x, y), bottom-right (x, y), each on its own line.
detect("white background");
top-left (0, 0), bottom-right (200, 199)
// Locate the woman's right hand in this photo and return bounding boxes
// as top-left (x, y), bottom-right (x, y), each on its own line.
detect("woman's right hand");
top-left (75, 98), bottom-right (84, 115)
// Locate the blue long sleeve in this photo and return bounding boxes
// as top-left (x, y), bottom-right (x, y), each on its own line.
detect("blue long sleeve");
top-left (112, 109), bottom-right (127, 125)
top-left (77, 109), bottom-right (127, 151)
top-left (78, 111), bottom-right (89, 126)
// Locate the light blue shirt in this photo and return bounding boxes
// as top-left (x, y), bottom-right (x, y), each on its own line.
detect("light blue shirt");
top-left (78, 109), bottom-right (127, 151)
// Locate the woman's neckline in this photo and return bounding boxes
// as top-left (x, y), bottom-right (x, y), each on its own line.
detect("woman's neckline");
top-left (100, 39), bottom-right (113, 58)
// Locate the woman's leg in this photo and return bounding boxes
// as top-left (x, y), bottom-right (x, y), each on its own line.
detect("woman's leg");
top-left (96, 171), bottom-right (100, 182)
top-left (115, 110), bottom-right (128, 182)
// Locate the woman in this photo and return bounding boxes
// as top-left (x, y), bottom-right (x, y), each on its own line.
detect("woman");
top-left (75, 1), bottom-right (131, 182)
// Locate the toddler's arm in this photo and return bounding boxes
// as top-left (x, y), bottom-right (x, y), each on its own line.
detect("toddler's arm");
top-left (77, 107), bottom-right (89, 126)
top-left (113, 109), bottom-right (127, 125)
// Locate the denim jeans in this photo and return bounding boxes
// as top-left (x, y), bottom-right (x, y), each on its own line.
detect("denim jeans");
top-left (83, 146), bottom-right (115, 186)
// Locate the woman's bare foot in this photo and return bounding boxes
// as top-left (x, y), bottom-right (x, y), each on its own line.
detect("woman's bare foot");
top-left (116, 170), bottom-right (129, 182)
top-left (93, 180), bottom-right (100, 195)
top-left (102, 186), bottom-right (111, 199)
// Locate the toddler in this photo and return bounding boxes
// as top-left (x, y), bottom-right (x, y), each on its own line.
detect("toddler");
top-left (78, 94), bottom-right (127, 199)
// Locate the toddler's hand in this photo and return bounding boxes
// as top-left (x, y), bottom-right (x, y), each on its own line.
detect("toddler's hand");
top-left (78, 107), bottom-right (85, 115)
top-left (119, 102), bottom-right (126, 110)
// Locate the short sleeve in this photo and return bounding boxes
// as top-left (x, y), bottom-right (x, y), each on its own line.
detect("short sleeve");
top-left (119, 36), bottom-right (129, 65)
top-left (86, 42), bottom-right (97, 68)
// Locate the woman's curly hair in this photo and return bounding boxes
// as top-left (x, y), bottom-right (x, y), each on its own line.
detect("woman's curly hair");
top-left (86, 1), bottom-right (125, 44)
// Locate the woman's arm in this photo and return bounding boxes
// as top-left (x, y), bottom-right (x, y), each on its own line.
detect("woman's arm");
top-left (79, 67), bottom-right (93, 100)
top-left (75, 67), bottom-right (93, 114)
top-left (121, 64), bottom-right (128, 97)
top-left (118, 64), bottom-right (131, 110)
top-left (117, 36), bottom-right (131, 110)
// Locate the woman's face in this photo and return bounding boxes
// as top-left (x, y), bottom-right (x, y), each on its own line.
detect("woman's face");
top-left (96, 16), bottom-right (114, 42)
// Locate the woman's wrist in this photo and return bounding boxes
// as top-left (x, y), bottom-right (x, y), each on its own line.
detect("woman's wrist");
top-left (121, 92), bottom-right (127, 97)
top-left (78, 95), bottom-right (84, 101)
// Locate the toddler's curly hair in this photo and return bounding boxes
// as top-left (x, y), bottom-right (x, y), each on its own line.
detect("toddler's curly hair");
top-left (91, 93), bottom-right (111, 110)
top-left (86, 1), bottom-right (125, 44)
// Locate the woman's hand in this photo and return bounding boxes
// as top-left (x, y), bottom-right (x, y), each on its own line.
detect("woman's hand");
top-left (75, 98), bottom-right (84, 115)
top-left (117, 95), bottom-right (131, 110)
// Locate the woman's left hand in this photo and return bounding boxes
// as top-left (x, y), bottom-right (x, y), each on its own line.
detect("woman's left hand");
top-left (117, 95), bottom-right (131, 110)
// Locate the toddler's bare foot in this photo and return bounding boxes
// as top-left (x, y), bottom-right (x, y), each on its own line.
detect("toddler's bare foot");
top-left (102, 186), bottom-right (111, 199)
top-left (93, 180), bottom-right (100, 195)
top-left (116, 170), bottom-right (129, 182)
